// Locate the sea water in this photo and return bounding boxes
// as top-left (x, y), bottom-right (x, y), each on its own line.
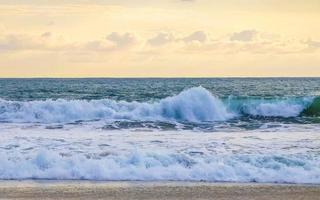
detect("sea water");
top-left (0, 78), bottom-right (319, 183)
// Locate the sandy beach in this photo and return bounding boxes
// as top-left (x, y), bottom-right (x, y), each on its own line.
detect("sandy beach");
top-left (0, 181), bottom-right (318, 200)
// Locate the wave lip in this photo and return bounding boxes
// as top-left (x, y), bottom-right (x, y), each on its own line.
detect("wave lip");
top-left (0, 87), bottom-right (234, 123)
top-left (0, 86), bottom-right (317, 124)
top-left (155, 87), bottom-right (233, 121)
top-left (240, 99), bottom-right (311, 118)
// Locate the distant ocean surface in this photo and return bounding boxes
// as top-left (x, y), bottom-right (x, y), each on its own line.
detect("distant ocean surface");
top-left (0, 78), bottom-right (319, 183)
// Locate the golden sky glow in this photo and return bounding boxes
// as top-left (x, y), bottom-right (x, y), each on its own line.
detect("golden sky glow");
top-left (0, 0), bottom-right (319, 77)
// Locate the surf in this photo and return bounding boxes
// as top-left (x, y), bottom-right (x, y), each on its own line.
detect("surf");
top-left (0, 149), bottom-right (319, 183)
top-left (0, 87), bottom-right (318, 124)
top-left (0, 87), bottom-right (233, 123)
top-left (302, 97), bottom-right (320, 117)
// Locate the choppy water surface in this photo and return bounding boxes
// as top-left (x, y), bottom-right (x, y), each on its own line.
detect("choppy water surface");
top-left (0, 78), bottom-right (319, 183)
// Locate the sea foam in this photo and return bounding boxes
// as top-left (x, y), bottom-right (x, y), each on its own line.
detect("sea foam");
top-left (240, 99), bottom-right (310, 117)
top-left (0, 87), bottom-right (233, 123)
top-left (0, 87), bottom-right (315, 123)
top-left (0, 150), bottom-right (319, 183)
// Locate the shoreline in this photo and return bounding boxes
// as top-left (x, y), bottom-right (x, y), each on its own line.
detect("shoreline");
top-left (0, 181), bottom-right (319, 200)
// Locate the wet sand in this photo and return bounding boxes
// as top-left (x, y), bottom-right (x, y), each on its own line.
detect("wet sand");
top-left (0, 181), bottom-right (319, 200)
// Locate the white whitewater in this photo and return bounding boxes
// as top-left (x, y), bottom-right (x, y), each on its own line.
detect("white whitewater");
top-left (0, 87), bottom-right (313, 123)
top-left (0, 125), bottom-right (319, 183)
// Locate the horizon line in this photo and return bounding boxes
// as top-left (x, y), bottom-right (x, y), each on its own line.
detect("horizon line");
top-left (0, 76), bottom-right (320, 79)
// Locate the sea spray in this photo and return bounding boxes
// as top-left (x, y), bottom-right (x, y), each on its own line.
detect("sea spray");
top-left (0, 87), bottom-right (233, 123)
top-left (0, 87), bottom-right (316, 123)
top-left (0, 150), bottom-right (319, 183)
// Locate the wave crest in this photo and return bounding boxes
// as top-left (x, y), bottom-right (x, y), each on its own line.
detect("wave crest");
top-left (0, 87), bottom-right (316, 123)
top-left (240, 99), bottom-right (311, 118)
top-left (0, 87), bottom-right (233, 123)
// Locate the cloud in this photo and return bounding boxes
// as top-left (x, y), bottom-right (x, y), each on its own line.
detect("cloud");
top-left (0, 30), bottom-right (316, 56)
top-left (0, 32), bottom-right (75, 52)
top-left (41, 32), bottom-right (51, 38)
top-left (143, 30), bottom-right (313, 55)
top-left (83, 40), bottom-right (113, 51)
top-left (0, 31), bottom-right (137, 53)
top-left (181, 30), bottom-right (310, 55)
top-left (305, 39), bottom-right (320, 48)
top-left (147, 31), bottom-right (207, 47)
top-left (230, 30), bottom-right (257, 42)
top-left (0, 34), bottom-right (44, 51)
top-left (83, 32), bottom-right (137, 52)
top-left (106, 32), bottom-right (136, 49)
top-left (183, 31), bottom-right (207, 43)
top-left (147, 32), bottom-right (174, 46)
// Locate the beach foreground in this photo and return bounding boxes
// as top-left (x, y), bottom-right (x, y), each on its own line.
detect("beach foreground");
top-left (0, 181), bottom-right (319, 200)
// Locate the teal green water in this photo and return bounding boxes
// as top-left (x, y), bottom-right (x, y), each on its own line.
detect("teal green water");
top-left (0, 78), bottom-right (319, 131)
top-left (1, 78), bottom-right (319, 101)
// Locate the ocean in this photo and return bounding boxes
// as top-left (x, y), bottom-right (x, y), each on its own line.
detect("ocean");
top-left (0, 78), bottom-right (319, 183)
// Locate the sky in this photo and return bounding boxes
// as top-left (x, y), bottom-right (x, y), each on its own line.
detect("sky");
top-left (0, 0), bottom-right (319, 77)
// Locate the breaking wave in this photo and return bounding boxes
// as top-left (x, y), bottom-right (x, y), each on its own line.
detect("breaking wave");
top-left (0, 150), bottom-right (319, 183)
top-left (0, 87), bottom-right (317, 123)
top-left (0, 87), bottom-right (233, 123)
